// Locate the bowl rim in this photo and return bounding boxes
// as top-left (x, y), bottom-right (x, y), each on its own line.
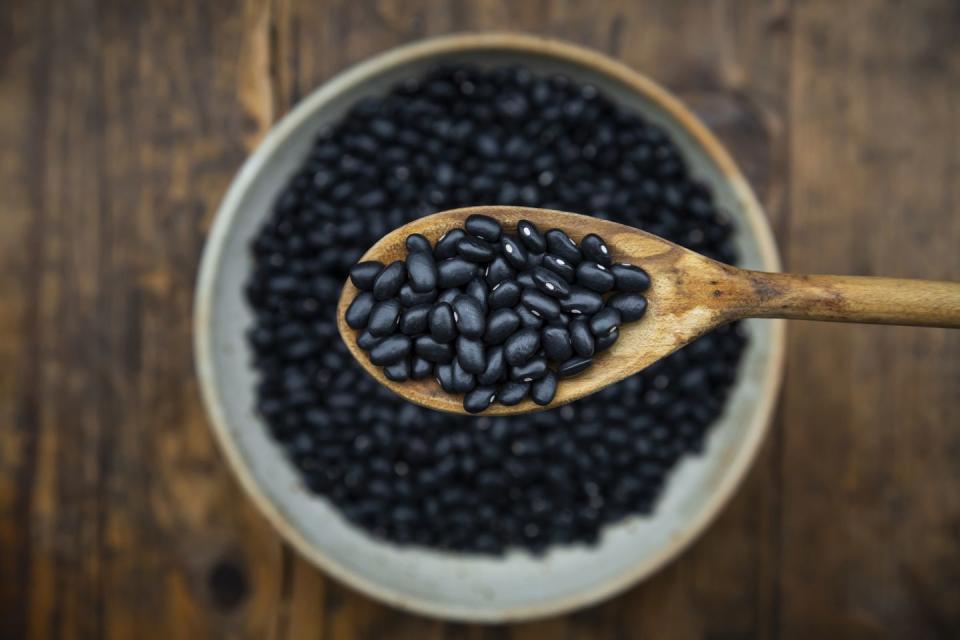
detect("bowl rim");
top-left (194, 31), bottom-right (786, 622)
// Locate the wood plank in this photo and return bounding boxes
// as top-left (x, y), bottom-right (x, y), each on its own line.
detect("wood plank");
top-left (0, 2), bottom-right (45, 638)
top-left (0, 0), bottom-right (290, 637)
top-left (784, 1), bottom-right (960, 637)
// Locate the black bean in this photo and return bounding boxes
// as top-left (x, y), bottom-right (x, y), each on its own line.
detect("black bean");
top-left (526, 251), bottom-right (544, 269)
top-left (435, 363), bottom-right (454, 392)
top-left (466, 278), bottom-right (488, 314)
top-left (530, 371), bottom-right (558, 405)
top-left (437, 258), bottom-right (477, 288)
top-left (436, 288), bottom-right (460, 306)
top-left (521, 288), bottom-right (561, 320)
top-left (485, 255), bottom-right (515, 287)
top-left (576, 261), bottom-right (615, 293)
top-left (500, 235), bottom-right (528, 269)
top-left (595, 327), bottom-right (619, 352)
top-left (511, 357), bottom-right (548, 382)
top-left (590, 307), bottom-right (621, 336)
top-left (489, 279), bottom-right (521, 309)
top-left (545, 229), bottom-right (582, 264)
top-left (558, 356), bottom-right (593, 378)
top-left (542, 325), bottom-right (573, 362)
top-left (464, 214), bottom-right (502, 242)
top-left (369, 335), bottom-right (411, 365)
top-left (542, 254), bottom-right (576, 282)
top-left (457, 236), bottom-right (497, 262)
top-left (464, 386), bottom-right (497, 413)
top-left (356, 329), bottom-right (382, 351)
top-left (611, 263), bottom-right (650, 292)
top-left (569, 319), bottom-right (595, 357)
top-left (414, 335), bottom-right (455, 363)
top-left (504, 327), bottom-right (540, 366)
top-left (399, 283), bottom-right (437, 307)
top-left (608, 293), bottom-right (648, 321)
top-left (451, 359), bottom-right (476, 393)
top-left (434, 228), bottom-right (466, 260)
top-left (560, 288), bottom-right (604, 316)
top-left (405, 233), bottom-right (432, 254)
top-left (456, 336), bottom-right (486, 374)
top-left (514, 304), bottom-right (544, 329)
top-left (516, 271), bottom-right (536, 289)
top-left (349, 261), bottom-right (383, 290)
top-left (532, 267), bottom-right (571, 298)
top-left (497, 381), bottom-right (529, 406)
top-left (580, 233), bottom-right (612, 266)
top-left (367, 299), bottom-right (402, 336)
top-left (428, 302), bottom-right (457, 343)
top-left (399, 304), bottom-right (431, 335)
top-left (410, 356), bottom-right (432, 379)
top-left (557, 314), bottom-right (576, 328)
top-left (384, 359), bottom-right (410, 381)
top-left (478, 346), bottom-right (506, 385)
top-left (517, 219), bottom-right (546, 253)
top-left (373, 260), bottom-right (406, 300)
top-left (451, 295), bottom-right (484, 339)
top-left (485, 308), bottom-right (521, 345)
top-left (406, 251), bottom-right (437, 293)
top-left (345, 291), bottom-right (375, 329)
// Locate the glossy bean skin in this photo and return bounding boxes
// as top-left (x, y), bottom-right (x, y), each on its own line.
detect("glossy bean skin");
top-left (350, 261), bottom-right (384, 290)
top-left (373, 261), bottom-right (406, 300)
top-left (611, 263), bottom-right (651, 292)
top-left (405, 233), bottom-right (432, 254)
top-left (580, 233), bottom-right (612, 266)
top-left (489, 280), bottom-right (521, 309)
top-left (517, 219), bottom-right (546, 253)
top-left (503, 328), bottom-right (540, 367)
top-left (569, 319), bottom-right (595, 357)
top-left (465, 214), bottom-right (502, 242)
top-left (545, 229), bottom-right (582, 265)
top-left (608, 293), bottom-right (648, 321)
top-left (436, 258), bottom-right (477, 288)
top-left (369, 335), bottom-right (411, 366)
top-left (345, 291), bottom-right (375, 329)
top-left (542, 325), bottom-right (574, 362)
top-left (406, 251), bottom-right (437, 293)
top-left (428, 303), bottom-right (457, 343)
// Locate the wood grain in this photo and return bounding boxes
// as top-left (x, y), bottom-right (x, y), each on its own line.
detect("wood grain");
top-left (1, 0), bottom-right (957, 638)
top-left (781, 2), bottom-right (960, 638)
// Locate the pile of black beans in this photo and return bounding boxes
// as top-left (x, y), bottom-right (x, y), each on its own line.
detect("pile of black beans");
top-left (246, 64), bottom-right (747, 554)
top-left (345, 214), bottom-right (652, 413)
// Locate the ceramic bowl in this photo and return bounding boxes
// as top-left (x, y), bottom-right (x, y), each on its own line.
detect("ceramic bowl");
top-left (194, 33), bottom-right (786, 622)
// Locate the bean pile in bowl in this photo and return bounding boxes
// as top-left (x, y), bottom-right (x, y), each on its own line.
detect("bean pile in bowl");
top-left (244, 64), bottom-right (747, 555)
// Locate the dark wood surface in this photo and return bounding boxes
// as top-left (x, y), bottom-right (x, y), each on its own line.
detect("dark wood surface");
top-left (2, 1), bottom-right (958, 637)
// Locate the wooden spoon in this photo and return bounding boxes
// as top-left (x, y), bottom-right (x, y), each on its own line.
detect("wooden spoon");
top-left (337, 206), bottom-right (960, 415)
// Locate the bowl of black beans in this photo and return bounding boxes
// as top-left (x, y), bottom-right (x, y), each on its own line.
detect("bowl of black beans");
top-left (195, 33), bottom-right (786, 621)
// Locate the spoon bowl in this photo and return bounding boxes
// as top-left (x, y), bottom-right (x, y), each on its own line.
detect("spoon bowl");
top-left (339, 206), bottom-right (960, 416)
top-left (338, 206), bottom-right (723, 415)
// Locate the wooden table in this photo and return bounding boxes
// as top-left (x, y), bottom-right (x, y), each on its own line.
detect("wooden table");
top-left (2, 1), bottom-right (959, 637)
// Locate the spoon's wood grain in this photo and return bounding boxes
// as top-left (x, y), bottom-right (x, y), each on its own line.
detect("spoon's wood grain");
top-left (337, 206), bottom-right (960, 415)
top-left (723, 272), bottom-right (960, 327)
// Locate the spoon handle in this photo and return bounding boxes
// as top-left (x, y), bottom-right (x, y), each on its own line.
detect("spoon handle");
top-left (736, 272), bottom-right (960, 328)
